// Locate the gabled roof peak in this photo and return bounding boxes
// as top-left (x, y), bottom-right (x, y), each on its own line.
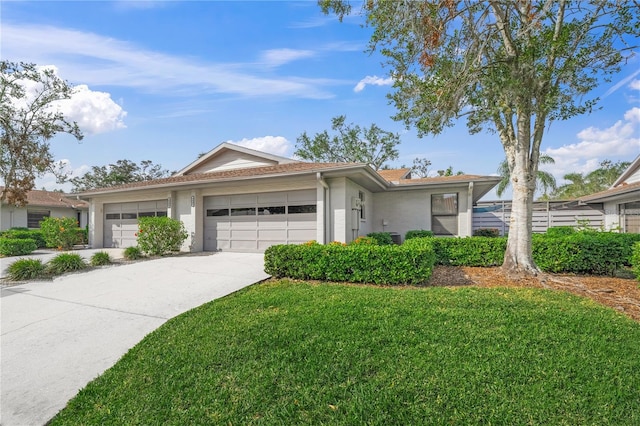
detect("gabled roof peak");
top-left (175, 142), bottom-right (298, 176)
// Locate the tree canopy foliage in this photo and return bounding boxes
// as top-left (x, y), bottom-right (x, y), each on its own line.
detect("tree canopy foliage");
top-left (549, 159), bottom-right (630, 200)
top-left (1, 61), bottom-right (83, 206)
top-left (68, 159), bottom-right (170, 192)
top-left (321, 0), bottom-right (639, 275)
top-left (295, 115), bottom-right (400, 170)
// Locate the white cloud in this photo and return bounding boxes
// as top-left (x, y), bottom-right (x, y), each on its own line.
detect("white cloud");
top-left (57, 85), bottom-right (127, 135)
top-left (603, 68), bottom-right (640, 97)
top-left (2, 23), bottom-right (334, 99)
top-left (543, 107), bottom-right (640, 181)
top-left (260, 48), bottom-right (315, 68)
top-left (354, 75), bottom-right (393, 93)
top-left (227, 136), bottom-right (292, 157)
top-left (630, 79), bottom-right (640, 91)
top-left (4, 65), bottom-right (126, 135)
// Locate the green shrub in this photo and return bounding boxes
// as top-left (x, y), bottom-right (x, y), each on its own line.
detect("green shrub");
top-left (473, 228), bottom-right (501, 237)
top-left (136, 216), bottom-right (188, 256)
top-left (546, 226), bottom-right (576, 237)
top-left (264, 237), bottom-right (435, 285)
top-left (1, 229), bottom-right (47, 248)
top-left (40, 217), bottom-right (82, 250)
top-left (366, 232), bottom-right (394, 245)
top-left (0, 238), bottom-right (38, 256)
top-left (405, 230), bottom-right (434, 240)
top-left (632, 242), bottom-right (640, 282)
top-left (90, 251), bottom-right (112, 266)
top-left (532, 232), bottom-right (640, 275)
top-left (47, 253), bottom-right (87, 275)
top-left (349, 236), bottom-right (377, 245)
top-left (124, 246), bottom-right (143, 260)
top-left (432, 237), bottom-right (507, 266)
top-left (6, 258), bottom-right (46, 281)
top-left (73, 228), bottom-right (88, 245)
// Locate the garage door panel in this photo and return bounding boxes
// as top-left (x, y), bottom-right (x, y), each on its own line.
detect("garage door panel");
top-left (230, 240), bottom-right (257, 250)
top-left (230, 229), bottom-right (257, 240)
top-left (103, 201), bottom-right (167, 248)
top-left (204, 190), bottom-right (316, 252)
top-left (258, 229), bottom-right (287, 240)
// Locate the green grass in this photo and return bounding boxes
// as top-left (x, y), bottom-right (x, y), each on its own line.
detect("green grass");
top-left (50, 281), bottom-right (640, 425)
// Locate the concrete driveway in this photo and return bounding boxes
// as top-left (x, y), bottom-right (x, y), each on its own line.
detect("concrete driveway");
top-left (0, 251), bottom-right (269, 426)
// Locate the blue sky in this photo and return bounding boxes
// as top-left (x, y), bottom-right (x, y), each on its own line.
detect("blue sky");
top-left (3, 0), bottom-right (639, 200)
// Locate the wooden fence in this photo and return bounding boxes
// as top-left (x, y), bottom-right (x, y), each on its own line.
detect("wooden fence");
top-left (473, 201), bottom-right (605, 236)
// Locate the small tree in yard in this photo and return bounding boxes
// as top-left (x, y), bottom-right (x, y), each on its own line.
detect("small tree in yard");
top-left (136, 216), bottom-right (188, 256)
top-left (1, 61), bottom-right (83, 206)
top-left (321, 1), bottom-right (639, 276)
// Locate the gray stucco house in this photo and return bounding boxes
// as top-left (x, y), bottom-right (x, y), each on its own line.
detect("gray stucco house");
top-left (78, 143), bottom-right (500, 252)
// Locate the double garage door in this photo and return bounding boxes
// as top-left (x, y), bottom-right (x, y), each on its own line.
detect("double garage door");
top-left (204, 190), bottom-right (317, 252)
top-left (104, 200), bottom-right (168, 248)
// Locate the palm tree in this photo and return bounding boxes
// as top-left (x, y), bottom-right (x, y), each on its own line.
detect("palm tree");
top-left (496, 154), bottom-right (557, 198)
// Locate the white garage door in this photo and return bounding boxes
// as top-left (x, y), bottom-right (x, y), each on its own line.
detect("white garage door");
top-left (204, 190), bottom-right (317, 252)
top-left (104, 200), bottom-right (168, 248)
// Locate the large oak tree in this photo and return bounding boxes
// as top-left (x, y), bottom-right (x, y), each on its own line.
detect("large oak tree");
top-left (1, 61), bottom-right (83, 206)
top-left (295, 115), bottom-right (400, 170)
top-left (321, 0), bottom-right (639, 275)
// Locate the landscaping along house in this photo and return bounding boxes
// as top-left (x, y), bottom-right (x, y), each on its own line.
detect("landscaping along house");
top-left (78, 143), bottom-right (500, 252)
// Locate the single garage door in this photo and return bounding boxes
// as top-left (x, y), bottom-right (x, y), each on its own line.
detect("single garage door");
top-left (104, 200), bottom-right (168, 248)
top-left (204, 190), bottom-right (317, 252)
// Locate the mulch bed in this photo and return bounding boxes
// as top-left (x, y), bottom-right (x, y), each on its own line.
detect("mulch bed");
top-left (429, 266), bottom-right (640, 322)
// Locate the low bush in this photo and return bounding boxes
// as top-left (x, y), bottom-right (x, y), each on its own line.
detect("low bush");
top-left (405, 230), bottom-right (434, 240)
top-left (6, 258), bottom-right (46, 281)
top-left (264, 237), bottom-right (435, 285)
top-left (633, 242), bottom-right (640, 282)
top-left (136, 216), bottom-right (188, 256)
top-left (366, 232), bottom-right (394, 245)
top-left (1, 229), bottom-right (47, 248)
top-left (472, 228), bottom-right (501, 237)
top-left (349, 236), bottom-right (377, 245)
top-left (40, 217), bottom-right (82, 250)
top-left (124, 246), bottom-right (143, 260)
top-left (90, 251), bottom-right (112, 266)
top-left (431, 237), bottom-right (506, 266)
top-left (546, 226), bottom-right (576, 237)
top-left (47, 253), bottom-right (87, 275)
top-left (0, 238), bottom-right (38, 256)
top-left (532, 232), bottom-right (640, 275)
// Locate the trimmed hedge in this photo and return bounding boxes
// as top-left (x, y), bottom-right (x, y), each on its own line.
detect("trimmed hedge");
top-left (264, 238), bottom-right (435, 285)
top-left (546, 226), bottom-right (576, 237)
top-left (632, 242), bottom-right (640, 282)
top-left (0, 238), bottom-right (38, 256)
top-left (472, 228), bottom-right (501, 237)
top-left (533, 232), bottom-right (640, 275)
top-left (366, 232), bottom-right (394, 245)
top-left (1, 229), bottom-right (46, 248)
top-left (405, 230), bottom-right (434, 240)
top-left (432, 237), bottom-right (506, 266)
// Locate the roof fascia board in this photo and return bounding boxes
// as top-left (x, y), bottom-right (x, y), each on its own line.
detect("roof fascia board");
top-left (612, 154), bottom-right (640, 187)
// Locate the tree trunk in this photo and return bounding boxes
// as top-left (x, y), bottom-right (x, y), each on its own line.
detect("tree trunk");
top-left (502, 160), bottom-right (539, 277)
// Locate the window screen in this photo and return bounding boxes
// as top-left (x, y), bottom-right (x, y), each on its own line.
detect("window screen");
top-left (431, 193), bottom-right (458, 235)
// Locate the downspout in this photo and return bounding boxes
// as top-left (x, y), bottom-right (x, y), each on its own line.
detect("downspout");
top-left (468, 181), bottom-right (474, 237)
top-left (317, 173), bottom-right (330, 244)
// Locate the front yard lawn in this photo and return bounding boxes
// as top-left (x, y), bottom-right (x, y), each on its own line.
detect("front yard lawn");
top-left (50, 280), bottom-right (640, 425)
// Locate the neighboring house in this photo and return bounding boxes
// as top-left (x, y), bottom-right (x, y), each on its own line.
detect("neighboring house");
top-left (0, 188), bottom-right (89, 230)
top-left (580, 154), bottom-right (640, 233)
top-left (78, 143), bottom-right (500, 252)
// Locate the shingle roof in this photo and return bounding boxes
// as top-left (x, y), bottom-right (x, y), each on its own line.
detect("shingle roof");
top-left (396, 174), bottom-right (492, 185)
top-left (0, 187), bottom-right (88, 209)
top-left (377, 168), bottom-right (411, 181)
top-left (580, 181), bottom-right (640, 203)
top-left (78, 162), bottom-right (365, 195)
